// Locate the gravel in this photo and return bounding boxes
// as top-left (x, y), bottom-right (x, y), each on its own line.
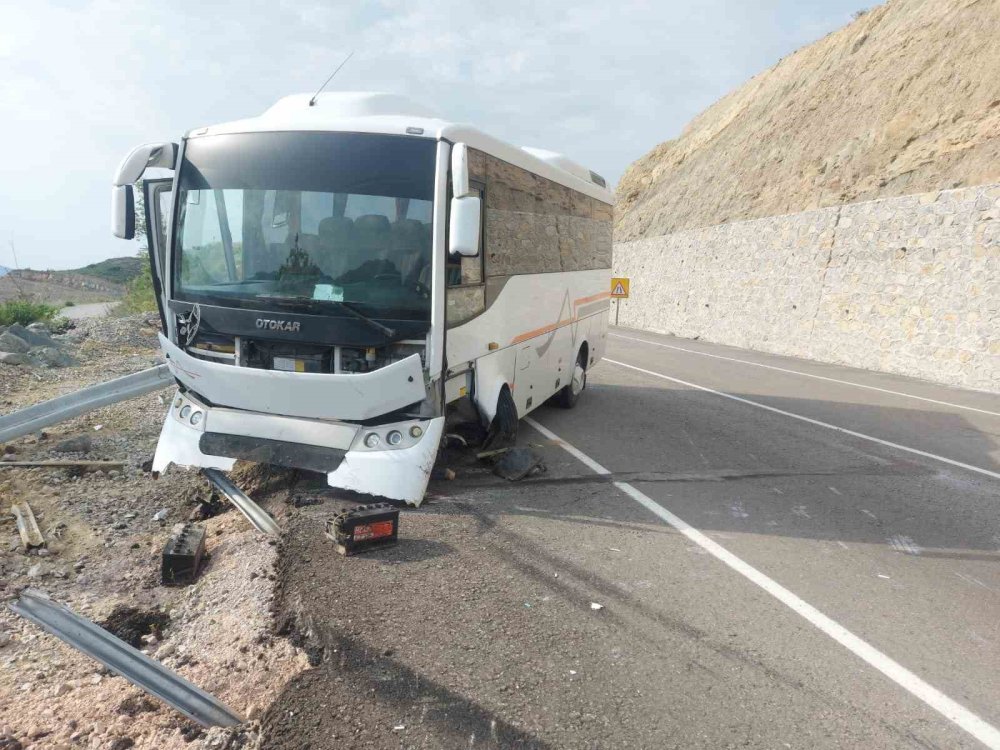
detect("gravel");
top-left (0, 315), bottom-right (305, 749)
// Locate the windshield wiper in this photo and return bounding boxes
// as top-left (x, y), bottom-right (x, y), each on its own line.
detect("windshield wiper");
top-left (270, 296), bottom-right (396, 339)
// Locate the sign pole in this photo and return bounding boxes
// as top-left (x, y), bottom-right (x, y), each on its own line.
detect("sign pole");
top-left (610, 276), bottom-right (629, 328)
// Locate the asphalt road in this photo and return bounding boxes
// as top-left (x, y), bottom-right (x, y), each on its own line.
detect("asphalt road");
top-left (59, 301), bottom-right (118, 319)
top-left (267, 327), bottom-right (1000, 749)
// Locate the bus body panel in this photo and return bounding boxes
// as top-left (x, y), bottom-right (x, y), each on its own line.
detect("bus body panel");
top-left (116, 93), bottom-right (612, 506)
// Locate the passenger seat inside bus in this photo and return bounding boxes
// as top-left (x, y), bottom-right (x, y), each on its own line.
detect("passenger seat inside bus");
top-left (391, 218), bottom-right (430, 286)
top-left (317, 216), bottom-right (355, 278)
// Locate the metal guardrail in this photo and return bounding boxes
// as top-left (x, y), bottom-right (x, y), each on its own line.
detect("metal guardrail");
top-left (9, 589), bottom-right (243, 727)
top-left (203, 468), bottom-right (281, 536)
top-left (0, 364), bottom-right (173, 443)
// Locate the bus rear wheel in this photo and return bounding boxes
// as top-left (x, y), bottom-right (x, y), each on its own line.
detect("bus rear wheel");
top-left (556, 351), bottom-right (587, 409)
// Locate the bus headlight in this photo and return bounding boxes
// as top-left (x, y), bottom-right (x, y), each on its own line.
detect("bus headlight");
top-left (364, 432), bottom-right (381, 448)
top-left (387, 430), bottom-right (403, 446)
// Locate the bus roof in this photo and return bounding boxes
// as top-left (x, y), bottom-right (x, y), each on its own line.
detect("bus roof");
top-left (187, 92), bottom-right (613, 204)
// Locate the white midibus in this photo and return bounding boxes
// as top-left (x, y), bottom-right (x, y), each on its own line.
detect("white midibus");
top-left (112, 92), bottom-right (612, 505)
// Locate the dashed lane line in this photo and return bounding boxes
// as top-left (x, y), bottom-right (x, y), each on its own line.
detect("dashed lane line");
top-left (604, 358), bottom-right (1000, 483)
top-left (609, 333), bottom-right (1000, 419)
top-left (525, 416), bottom-right (1000, 749)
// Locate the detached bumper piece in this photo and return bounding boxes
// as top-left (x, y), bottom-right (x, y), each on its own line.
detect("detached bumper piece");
top-left (161, 523), bottom-right (206, 586)
top-left (325, 503), bottom-right (399, 556)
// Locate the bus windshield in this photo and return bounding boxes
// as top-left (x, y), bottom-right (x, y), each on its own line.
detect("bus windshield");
top-left (172, 132), bottom-right (437, 322)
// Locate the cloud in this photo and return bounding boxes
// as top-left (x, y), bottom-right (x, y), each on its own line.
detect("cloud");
top-left (0, 0), bottom-right (861, 268)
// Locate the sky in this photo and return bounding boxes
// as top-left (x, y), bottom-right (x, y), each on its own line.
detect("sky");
top-left (0, 0), bottom-right (867, 270)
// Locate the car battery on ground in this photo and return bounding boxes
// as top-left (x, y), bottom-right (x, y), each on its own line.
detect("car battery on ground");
top-left (161, 523), bottom-right (207, 585)
top-left (325, 503), bottom-right (400, 556)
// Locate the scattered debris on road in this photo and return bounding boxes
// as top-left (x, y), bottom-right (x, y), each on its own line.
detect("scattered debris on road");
top-left (492, 447), bottom-right (547, 481)
top-left (161, 523), bottom-right (207, 585)
top-left (8, 589), bottom-right (244, 728)
top-left (0, 459), bottom-right (124, 471)
top-left (203, 468), bottom-right (280, 536)
top-left (325, 503), bottom-right (400, 556)
top-left (12, 501), bottom-right (45, 549)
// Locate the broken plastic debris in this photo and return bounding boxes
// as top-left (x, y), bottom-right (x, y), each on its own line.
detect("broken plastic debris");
top-left (492, 447), bottom-right (546, 481)
top-left (393, 725), bottom-right (405, 731)
top-left (93, 425), bottom-right (103, 431)
top-left (877, 574), bottom-right (890, 579)
top-left (152, 509), bottom-right (168, 522)
top-left (569, 670), bottom-right (577, 675)
top-left (590, 602), bottom-right (604, 611)
top-left (609, 547), bottom-right (622, 552)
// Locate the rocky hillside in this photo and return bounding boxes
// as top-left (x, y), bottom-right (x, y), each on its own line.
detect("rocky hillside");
top-left (615, 0), bottom-right (1000, 241)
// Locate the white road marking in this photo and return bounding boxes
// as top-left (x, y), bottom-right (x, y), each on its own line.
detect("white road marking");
top-left (829, 486), bottom-right (843, 496)
top-left (526, 417), bottom-right (1000, 749)
top-left (888, 535), bottom-right (922, 555)
top-left (604, 358), bottom-right (1000, 482)
top-left (610, 332), bottom-right (1000, 418)
top-left (861, 509), bottom-right (879, 520)
top-left (954, 573), bottom-right (998, 594)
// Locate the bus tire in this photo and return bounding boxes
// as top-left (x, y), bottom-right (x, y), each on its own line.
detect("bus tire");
top-left (556, 348), bottom-right (587, 409)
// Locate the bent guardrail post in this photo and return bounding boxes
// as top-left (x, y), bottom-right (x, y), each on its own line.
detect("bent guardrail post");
top-left (202, 468), bottom-right (281, 536)
top-left (0, 364), bottom-right (174, 444)
top-left (9, 589), bottom-right (243, 727)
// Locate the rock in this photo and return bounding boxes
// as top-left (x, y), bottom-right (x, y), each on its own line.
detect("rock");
top-left (26, 563), bottom-right (47, 578)
top-left (31, 347), bottom-right (74, 368)
top-left (7, 323), bottom-right (55, 348)
top-left (107, 738), bottom-right (134, 750)
top-left (0, 352), bottom-right (31, 366)
top-left (0, 332), bottom-right (30, 354)
top-left (53, 435), bottom-right (92, 454)
top-left (52, 682), bottom-right (71, 697)
top-left (0, 632), bottom-right (11, 648)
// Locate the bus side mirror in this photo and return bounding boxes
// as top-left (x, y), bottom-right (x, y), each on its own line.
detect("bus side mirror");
top-left (449, 195), bottom-right (481, 257)
top-left (111, 185), bottom-right (136, 240)
top-left (112, 142), bottom-right (178, 239)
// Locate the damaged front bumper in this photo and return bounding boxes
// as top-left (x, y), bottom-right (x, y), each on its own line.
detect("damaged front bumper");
top-left (153, 392), bottom-right (444, 506)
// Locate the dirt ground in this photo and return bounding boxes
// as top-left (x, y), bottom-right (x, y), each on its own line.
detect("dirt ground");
top-left (0, 316), bottom-right (309, 750)
top-left (0, 315), bottom-right (617, 750)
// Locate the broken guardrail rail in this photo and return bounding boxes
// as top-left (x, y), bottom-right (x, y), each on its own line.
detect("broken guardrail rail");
top-left (0, 363), bottom-right (173, 444)
top-left (202, 468), bottom-right (280, 536)
top-left (9, 589), bottom-right (243, 727)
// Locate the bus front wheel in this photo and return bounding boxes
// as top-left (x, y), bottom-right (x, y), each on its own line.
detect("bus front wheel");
top-left (556, 349), bottom-right (587, 409)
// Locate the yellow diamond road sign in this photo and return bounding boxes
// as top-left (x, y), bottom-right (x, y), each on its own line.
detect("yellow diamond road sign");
top-left (611, 277), bottom-right (630, 298)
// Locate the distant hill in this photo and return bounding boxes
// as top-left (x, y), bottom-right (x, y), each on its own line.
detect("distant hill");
top-left (70, 256), bottom-right (145, 285)
top-left (615, 0), bottom-right (1000, 240)
top-left (0, 266), bottom-right (8, 278)
top-left (0, 256), bottom-right (143, 305)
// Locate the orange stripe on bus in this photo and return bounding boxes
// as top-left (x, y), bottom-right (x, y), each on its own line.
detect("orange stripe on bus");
top-left (508, 291), bottom-right (612, 346)
top-left (510, 318), bottom-right (574, 345)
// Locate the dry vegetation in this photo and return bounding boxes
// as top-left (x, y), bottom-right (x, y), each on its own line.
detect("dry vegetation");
top-left (615, 0), bottom-right (1000, 240)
